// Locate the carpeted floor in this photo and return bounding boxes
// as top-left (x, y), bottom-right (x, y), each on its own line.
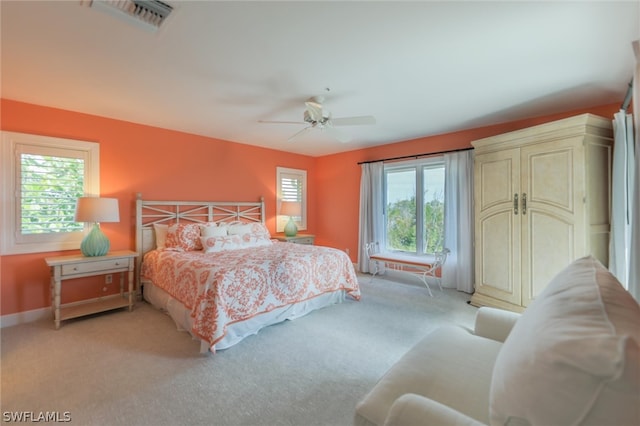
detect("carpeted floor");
top-left (1, 274), bottom-right (477, 426)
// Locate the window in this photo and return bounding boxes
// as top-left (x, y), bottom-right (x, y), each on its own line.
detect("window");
top-left (384, 158), bottom-right (444, 255)
top-left (1, 132), bottom-right (99, 254)
top-left (276, 167), bottom-right (307, 232)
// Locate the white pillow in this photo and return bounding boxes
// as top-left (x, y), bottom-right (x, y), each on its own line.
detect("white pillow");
top-left (227, 222), bottom-right (254, 236)
top-left (153, 224), bottom-right (168, 249)
top-left (240, 232), bottom-right (273, 248)
top-left (200, 223), bottom-right (228, 237)
top-left (201, 235), bottom-right (243, 253)
top-left (489, 256), bottom-right (640, 426)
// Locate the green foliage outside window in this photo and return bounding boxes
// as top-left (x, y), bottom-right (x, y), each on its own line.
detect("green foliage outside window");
top-left (423, 196), bottom-right (444, 253)
top-left (386, 193), bottom-right (444, 254)
top-left (20, 154), bottom-right (85, 234)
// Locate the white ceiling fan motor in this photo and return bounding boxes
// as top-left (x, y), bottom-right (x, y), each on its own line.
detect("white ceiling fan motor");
top-left (259, 94), bottom-right (376, 143)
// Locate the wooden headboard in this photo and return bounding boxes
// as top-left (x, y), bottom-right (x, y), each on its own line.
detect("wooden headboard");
top-left (135, 193), bottom-right (265, 289)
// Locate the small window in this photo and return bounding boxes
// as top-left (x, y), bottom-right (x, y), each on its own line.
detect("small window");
top-left (1, 132), bottom-right (100, 254)
top-left (276, 167), bottom-right (307, 232)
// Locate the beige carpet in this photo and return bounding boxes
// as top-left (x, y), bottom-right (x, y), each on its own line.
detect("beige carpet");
top-left (1, 274), bottom-right (477, 426)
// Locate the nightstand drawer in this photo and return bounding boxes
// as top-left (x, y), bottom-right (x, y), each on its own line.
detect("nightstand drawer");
top-left (291, 237), bottom-right (314, 245)
top-left (61, 258), bottom-right (129, 276)
top-left (274, 234), bottom-right (315, 245)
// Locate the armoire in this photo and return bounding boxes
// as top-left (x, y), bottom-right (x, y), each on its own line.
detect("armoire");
top-left (470, 114), bottom-right (613, 312)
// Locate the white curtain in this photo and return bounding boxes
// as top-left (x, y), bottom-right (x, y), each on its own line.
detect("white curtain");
top-left (609, 110), bottom-right (635, 289)
top-left (358, 162), bottom-right (384, 273)
top-left (442, 150), bottom-right (475, 293)
top-left (628, 40), bottom-right (640, 301)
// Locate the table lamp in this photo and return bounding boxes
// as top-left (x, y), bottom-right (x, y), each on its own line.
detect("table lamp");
top-left (75, 197), bottom-right (120, 256)
top-left (280, 201), bottom-right (301, 237)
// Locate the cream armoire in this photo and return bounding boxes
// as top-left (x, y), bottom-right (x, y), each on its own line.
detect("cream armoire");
top-left (470, 114), bottom-right (613, 312)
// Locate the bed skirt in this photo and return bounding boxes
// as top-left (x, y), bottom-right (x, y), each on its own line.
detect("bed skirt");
top-left (142, 279), bottom-right (347, 353)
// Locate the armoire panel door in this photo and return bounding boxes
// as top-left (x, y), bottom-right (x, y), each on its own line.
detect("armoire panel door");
top-left (520, 139), bottom-right (586, 306)
top-left (474, 149), bottom-right (521, 305)
top-left (522, 210), bottom-right (576, 306)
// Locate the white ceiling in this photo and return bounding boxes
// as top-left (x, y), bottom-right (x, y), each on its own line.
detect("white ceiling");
top-left (2, 1), bottom-right (638, 157)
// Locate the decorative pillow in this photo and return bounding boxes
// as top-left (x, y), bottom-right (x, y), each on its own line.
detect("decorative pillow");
top-left (200, 222), bottom-right (228, 237)
top-left (252, 222), bottom-right (271, 238)
top-left (240, 232), bottom-right (273, 248)
top-left (489, 256), bottom-right (640, 426)
top-left (228, 222), bottom-right (270, 238)
top-left (153, 223), bottom-right (168, 249)
top-left (165, 223), bottom-right (203, 251)
top-left (227, 222), bottom-right (254, 236)
top-left (201, 234), bottom-right (243, 253)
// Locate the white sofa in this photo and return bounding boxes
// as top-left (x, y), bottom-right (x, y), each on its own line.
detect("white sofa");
top-left (355, 256), bottom-right (640, 426)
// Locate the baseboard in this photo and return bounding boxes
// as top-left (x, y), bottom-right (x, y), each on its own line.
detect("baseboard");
top-left (1, 306), bottom-right (50, 328)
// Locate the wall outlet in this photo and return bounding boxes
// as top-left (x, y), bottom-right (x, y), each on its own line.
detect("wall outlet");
top-left (105, 274), bottom-right (113, 284)
top-left (345, 248), bottom-right (350, 255)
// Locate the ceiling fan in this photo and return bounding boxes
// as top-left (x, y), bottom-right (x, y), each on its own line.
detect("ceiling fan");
top-left (260, 96), bottom-right (376, 143)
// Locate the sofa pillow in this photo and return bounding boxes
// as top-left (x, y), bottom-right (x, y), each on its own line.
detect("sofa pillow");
top-left (165, 223), bottom-right (202, 251)
top-left (489, 256), bottom-right (640, 426)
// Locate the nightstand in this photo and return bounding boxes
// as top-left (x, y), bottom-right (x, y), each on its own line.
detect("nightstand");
top-left (45, 250), bottom-right (137, 329)
top-left (274, 234), bottom-right (315, 245)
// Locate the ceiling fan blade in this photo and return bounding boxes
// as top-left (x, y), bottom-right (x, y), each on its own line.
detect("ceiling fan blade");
top-left (331, 115), bottom-right (376, 126)
top-left (258, 120), bottom-right (306, 125)
top-left (323, 125), bottom-right (351, 143)
top-left (288, 126), bottom-right (313, 142)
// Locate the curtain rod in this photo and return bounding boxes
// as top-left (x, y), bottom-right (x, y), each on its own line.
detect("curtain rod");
top-left (357, 146), bottom-right (473, 165)
top-left (621, 78), bottom-right (633, 111)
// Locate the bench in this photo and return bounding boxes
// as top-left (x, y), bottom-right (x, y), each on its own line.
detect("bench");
top-left (366, 243), bottom-right (450, 297)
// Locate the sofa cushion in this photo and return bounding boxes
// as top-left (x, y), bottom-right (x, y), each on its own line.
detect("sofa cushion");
top-left (384, 393), bottom-right (485, 426)
top-left (490, 256), bottom-right (640, 426)
top-left (355, 325), bottom-right (503, 426)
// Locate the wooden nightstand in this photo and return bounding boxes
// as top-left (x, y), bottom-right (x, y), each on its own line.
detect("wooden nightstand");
top-left (274, 234), bottom-right (315, 245)
top-left (45, 250), bottom-right (137, 329)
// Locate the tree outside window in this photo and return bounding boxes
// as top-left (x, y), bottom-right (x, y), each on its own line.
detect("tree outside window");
top-left (384, 159), bottom-right (444, 255)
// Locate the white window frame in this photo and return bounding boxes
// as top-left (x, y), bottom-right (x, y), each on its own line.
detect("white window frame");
top-left (1, 131), bottom-right (100, 255)
top-left (383, 157), bottom-right (445, 255)
top-left (276, 166), bottom-right (307, 233)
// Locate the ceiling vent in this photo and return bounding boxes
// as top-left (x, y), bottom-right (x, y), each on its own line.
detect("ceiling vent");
top-left (84, 0), bottom-right (173, 31)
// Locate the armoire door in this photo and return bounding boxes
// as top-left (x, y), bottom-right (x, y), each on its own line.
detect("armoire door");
top-left (519, 138), bottom-right (585, 307)
top-left (474, 148), bottom-right (521, 306)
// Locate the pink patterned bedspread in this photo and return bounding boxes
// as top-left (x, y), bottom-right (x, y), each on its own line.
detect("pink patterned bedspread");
top-left (141, 242), bottom-right (360, 349)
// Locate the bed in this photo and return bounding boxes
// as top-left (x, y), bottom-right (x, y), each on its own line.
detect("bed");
top-left (135, 194), bottom-right (360, 353)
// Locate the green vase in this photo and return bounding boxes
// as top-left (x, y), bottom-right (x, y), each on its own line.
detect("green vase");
top-left (80, 223), bottom-right (110, 256)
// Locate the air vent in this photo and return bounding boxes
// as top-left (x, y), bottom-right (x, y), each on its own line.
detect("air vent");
top-left (85, 0), bottom-right (173, 31)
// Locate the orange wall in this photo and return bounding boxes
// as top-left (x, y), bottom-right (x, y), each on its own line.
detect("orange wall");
top-left (0, 99), bottom-right (620, 316)
top-left (315, 103), bottom-right (621, 260)
top-left (0, 99), bottom-right (316, 315)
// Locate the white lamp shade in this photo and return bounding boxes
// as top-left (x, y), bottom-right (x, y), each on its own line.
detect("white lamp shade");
top-left (280, 201), bottom-right (301, 217)
top-left (75, 197), bottom-right (120, 223)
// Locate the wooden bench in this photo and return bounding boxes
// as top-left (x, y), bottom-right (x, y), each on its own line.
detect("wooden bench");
top-left (366, 243), bottom-right (450, 297)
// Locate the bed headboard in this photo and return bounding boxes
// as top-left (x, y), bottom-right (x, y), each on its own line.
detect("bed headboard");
top-left (135, 193), bottom-right (265, 289)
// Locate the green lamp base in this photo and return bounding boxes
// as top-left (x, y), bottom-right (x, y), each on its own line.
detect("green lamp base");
top-left (284, 217), bottom-right (298, 237)
top-left (80, 223), bottom-right (110, 257)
